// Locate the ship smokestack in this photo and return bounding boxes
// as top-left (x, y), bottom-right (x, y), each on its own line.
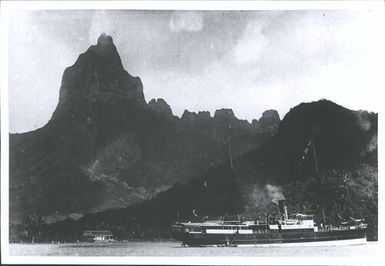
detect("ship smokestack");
top-left (278, 199), bottom-right (288, 220)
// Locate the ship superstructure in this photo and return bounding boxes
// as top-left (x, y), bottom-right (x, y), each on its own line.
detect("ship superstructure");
top-left (171, 200), bottom-right (367, 247)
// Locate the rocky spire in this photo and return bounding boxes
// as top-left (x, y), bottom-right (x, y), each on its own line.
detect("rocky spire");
top-left (50, 34), bottom-right (146, 123)
top-left (148, 98), bottom-right (173, 117)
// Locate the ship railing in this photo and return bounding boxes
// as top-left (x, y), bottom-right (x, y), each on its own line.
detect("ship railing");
top-left (317, 225), bottom-right (359, 231)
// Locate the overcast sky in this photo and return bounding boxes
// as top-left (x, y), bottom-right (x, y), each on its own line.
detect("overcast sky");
top-left (8, 8), bottom-right (385, 133)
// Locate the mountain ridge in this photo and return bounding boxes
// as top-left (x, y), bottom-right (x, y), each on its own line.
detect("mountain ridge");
top-left (9, 34), bottom-right (280, 223)
top-left (8, 35), bottom-right (377, 242)
top-left (14, 98), bottom-right (377, 242)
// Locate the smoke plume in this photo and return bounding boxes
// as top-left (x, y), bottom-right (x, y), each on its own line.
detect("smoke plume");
top-left (265, 184), bottom-right (285, 204)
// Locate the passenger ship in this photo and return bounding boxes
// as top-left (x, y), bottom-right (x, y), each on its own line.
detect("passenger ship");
top-left (171, 200), bottom-right (367, 247)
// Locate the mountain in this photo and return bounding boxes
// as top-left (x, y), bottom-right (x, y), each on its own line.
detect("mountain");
top-left (30, 99), bottom-right (377, 242)
top-left (233, 99), bottom-right (377, 184)
top-left (233, 100), bottom-right (377, 230)
top-left (9, 34), bottom-right (280, 224)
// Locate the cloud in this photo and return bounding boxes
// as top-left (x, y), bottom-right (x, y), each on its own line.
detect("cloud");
top-left (169, 11), bottom-right (203, 32)
top-left (232, 18), bottom-right (269, 65)
top-left (8, 10), bottom-right (385, 133)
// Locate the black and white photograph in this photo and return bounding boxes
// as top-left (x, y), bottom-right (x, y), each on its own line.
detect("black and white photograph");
top-left (1, 1), bottom-right (384, 265)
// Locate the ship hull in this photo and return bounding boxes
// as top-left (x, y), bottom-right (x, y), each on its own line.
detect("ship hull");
top-left (175, 228), bottom-right (367, 247)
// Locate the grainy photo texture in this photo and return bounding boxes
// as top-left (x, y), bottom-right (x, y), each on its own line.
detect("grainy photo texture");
top-left (3, 4), bottom-right (384, 262)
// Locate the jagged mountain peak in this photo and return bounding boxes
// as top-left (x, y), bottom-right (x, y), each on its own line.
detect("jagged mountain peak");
top-left (252, 110), bottom-right (280, 123)
top-left (261, 109), bottom-right (280, 120)
top-left (89, 33), bottom-right (120, 60)
top-left (9, 34), bottom-right (284, 225)
top-left (97, 33), bottom-right (114, 47)
top-left (148, 98), bottom-right (173, 117)
top-left (252, 109), bottom-right (280, 133)
top-left (214, 108), bottom-right (235, 120)
top-left (50, 34), bottom-right (146, 123)
top-left (181, 110), bottom-right (198, 120)
top-left (73, 33), bottom-right (125, 70)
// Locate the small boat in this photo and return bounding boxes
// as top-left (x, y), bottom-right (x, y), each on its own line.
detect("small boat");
top-left (82, 230), bottom-right (114, 242)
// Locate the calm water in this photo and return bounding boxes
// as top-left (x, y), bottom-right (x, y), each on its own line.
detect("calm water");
top-left (9, 241), bottom-right (379, 257)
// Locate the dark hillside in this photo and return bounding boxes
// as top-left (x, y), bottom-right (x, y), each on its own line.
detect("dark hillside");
top-left (13, 100), bottom-right (377, 242)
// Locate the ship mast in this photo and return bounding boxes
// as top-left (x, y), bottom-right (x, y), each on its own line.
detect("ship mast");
top-left (226, 122), bottom-right (234, 170)
top-left (312, 137), bottom-right (325, 226)
top-left (311, 137), bottom-right (318, 172)
top-left (228, 136), bottom-right (234, 170)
